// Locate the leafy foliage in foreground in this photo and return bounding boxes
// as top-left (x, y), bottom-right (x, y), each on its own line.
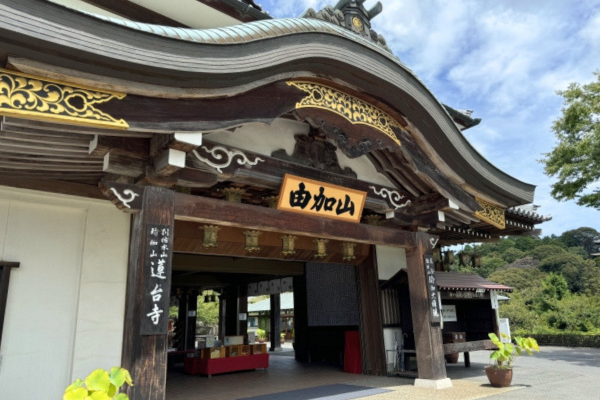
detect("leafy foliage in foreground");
top-left (63, 367), bottom-right (133, 400)
top-left (488, 333), bottom-right (539, 369)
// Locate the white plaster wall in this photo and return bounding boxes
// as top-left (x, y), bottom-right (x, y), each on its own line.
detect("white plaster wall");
top-left (376, 245), bottom-right (407, 281)
top-left (206, 119), bottom-right (396, 187)
top-left (0, 186), bottom-right (130, 400)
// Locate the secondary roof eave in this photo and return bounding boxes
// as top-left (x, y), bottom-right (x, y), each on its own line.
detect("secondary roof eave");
top-left (0, 0), bottom-right (536, 206)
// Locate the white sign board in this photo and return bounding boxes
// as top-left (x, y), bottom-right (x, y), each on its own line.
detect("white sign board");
top-left (491, 290), bottom-right (499, 309)
top-left (440, 304), bottom-right (457, 322)
top-left (499, 318), bottom-right (511, 343)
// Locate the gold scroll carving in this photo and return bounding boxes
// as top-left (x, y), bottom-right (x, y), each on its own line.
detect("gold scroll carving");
top-left (287, 81), bottom-right (402, 147)
top-left (0, 68), bottom-right (128, 129)
top-left (474, 197), bottom-right (505, 229)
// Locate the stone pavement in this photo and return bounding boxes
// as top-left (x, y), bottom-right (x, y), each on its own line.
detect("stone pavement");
top-left (166, 346), bottom-right (600, 400)
top-left (447, 346), bottom-right (600, 400)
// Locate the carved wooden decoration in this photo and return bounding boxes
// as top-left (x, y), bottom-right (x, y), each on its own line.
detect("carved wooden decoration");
top-left (341, 242), bottom-right (357, 262)
top-left (243, 230), bottom-right (261, 253)
top-left (272, 131), bottom-right (357, 178)
top-left (99, 181), bottom-right (144, 212)
top-left (363, 214), bottom-right (382, 226)
top-left (474, 197), bottom-right (505, 229)
top-left (0, 68), bottom-right (128, 129)
top-left (222, 187), bottom-right (246, 203)
top-left (280, 235), bottom-right (297, 256)
top-left (314, 238), bottom-right (329, 258)
top-left (200, 225), bottom-right (220, 248)
top-left (287, 81), bottom-right (402, 147)
top-left (264, 196), bottom-right (279, 209)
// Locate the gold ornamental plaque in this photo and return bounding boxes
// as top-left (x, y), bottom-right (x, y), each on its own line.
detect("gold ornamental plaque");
top-left (277, 174), bottom-right (366, 223)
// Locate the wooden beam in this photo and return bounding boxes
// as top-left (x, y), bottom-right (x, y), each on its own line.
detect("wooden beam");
top-left (406, 232), bottom-right (447, 382)
top-left (175, 168), bottom-right (219, 188)
top-left (191, 140), bottom-right (413, 213)
top-left (0, 177), bottom-right (105, 200)
top-left (103, 151), bottom-right (146, 178)
top-left (173, 222), bottom-right (370, 264)
top-left (173, 191), bottom-right (417, 248)
top-left (150, 133), bottom-right (202, 159)
top-left (443, 339), bottom-right (495, 354)
top-left (172, 253), bottom-right (304, 276)
top-left (154, 148), bottom-right (186, 177)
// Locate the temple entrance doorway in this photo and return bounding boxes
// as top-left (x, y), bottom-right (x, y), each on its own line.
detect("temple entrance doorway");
top-left (165, 242), bottom-right (366, 399)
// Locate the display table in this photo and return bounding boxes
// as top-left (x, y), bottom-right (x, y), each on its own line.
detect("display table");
top-left (184, 353), bottom-right (269, 377)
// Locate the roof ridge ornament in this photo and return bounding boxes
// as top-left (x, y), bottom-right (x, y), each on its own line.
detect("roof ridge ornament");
top-left (300, 1), bottom-right (392, 53)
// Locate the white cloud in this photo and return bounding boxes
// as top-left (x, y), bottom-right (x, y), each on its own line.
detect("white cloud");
top-left (260, 0), bottom-right (600, 234)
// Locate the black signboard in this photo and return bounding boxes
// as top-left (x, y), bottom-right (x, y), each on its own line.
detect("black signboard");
top-left (141, 223), bottom-right (173, 335)
top-left (424, 255), bottom-right (441, 324)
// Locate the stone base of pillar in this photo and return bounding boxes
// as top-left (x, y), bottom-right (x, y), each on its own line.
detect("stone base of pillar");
top-left (414, 378), bottom-right (453, 389)
top-left (269, 346), bottom-right (283, 352)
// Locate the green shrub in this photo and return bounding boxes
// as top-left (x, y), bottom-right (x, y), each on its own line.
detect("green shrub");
top-left (64, 367), bottom-right (133, 400)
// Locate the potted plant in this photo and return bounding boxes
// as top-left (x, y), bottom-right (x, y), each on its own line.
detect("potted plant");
top-left (256, 328), bottom-right (267, 343)
top-left (280, 332), bottom-right (286, 344)
top-left (486, 333), bottom-right (540, 387)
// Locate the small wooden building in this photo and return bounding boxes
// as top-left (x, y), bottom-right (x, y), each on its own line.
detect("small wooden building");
top-left (0, 1), bottom-right (550, 399)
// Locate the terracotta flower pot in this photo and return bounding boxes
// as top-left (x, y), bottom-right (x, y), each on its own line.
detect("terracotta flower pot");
top-left (445, 353), bottom-right (459, 364)
top-left (485, 366), bottom-right (513, 387)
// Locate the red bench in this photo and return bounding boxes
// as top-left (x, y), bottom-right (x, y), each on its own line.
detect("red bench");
top-left (184, 353), bottom-right (269, 377)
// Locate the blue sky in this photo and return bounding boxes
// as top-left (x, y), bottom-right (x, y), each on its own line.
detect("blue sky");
top-left (258, 0), bottom-right (600, 236)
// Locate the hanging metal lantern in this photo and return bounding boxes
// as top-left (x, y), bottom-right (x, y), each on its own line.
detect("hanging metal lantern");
top-left (200, 225), bottom-right (220, 248)
top-left (341, 242), bottom-right (357, 262)
top-left (280, 235), bottom-right (297, 256)
top-left (243, 230), bottom-right (262, 252)
top-left (314, 238), bottom-right (329, 259)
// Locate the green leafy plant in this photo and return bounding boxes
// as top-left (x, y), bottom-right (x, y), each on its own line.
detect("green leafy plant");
top-left (488, 333), bottom-right (540, 369)
top-left (280, 332), bottom-right (286, 339)
top-left (256, 328), bottom-right (266, 340)
top-left (63, 367), bottom-right (133, 400)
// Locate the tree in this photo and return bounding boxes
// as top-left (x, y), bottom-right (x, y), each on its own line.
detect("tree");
top-left (542, 72), bottom-right (600, 208)
top-left (502, 247), bottom-right (526, 263)
top-left (529, 244), bottom-right (566, 261)
top-left (559, 227), bottom-right (600, 257)
top-left (488, 267), bottom-right (546, 292)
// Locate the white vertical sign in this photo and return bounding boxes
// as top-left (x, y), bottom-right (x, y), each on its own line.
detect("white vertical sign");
top-left (490, 290), bottom-right (499, 310)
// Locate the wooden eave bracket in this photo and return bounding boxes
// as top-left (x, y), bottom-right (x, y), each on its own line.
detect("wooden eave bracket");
top-left (99, 181), bottom-right (144, 212)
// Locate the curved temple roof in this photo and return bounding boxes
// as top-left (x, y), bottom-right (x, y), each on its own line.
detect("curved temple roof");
top-left (0, 0), bottom-right (536, 206)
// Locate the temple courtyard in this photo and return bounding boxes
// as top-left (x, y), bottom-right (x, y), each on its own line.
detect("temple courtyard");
top-left (166, 346), bottom-right (600, 400)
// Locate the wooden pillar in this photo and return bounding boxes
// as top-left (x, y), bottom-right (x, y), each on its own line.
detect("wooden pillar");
top-left (239, 285), bottom-right (248, 338)
top-left (269, 293), bottom-right (282, 352)
top-left (357, 247), bottom-right (387, 375)
top-left (121, 186), bottom-right (175, 400)
top-left (175, 292), bottom-right (186, 350)
top-left (293, 275), bottom-right (308, 361)
top-left (184, 289), bottom-right (198, 350)
top-left (218, 291), bottom-right (226, 341)
top-left (406, 232), bottom-right (450, 388)
top-left (224, 287), bottom-right (238, 336)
